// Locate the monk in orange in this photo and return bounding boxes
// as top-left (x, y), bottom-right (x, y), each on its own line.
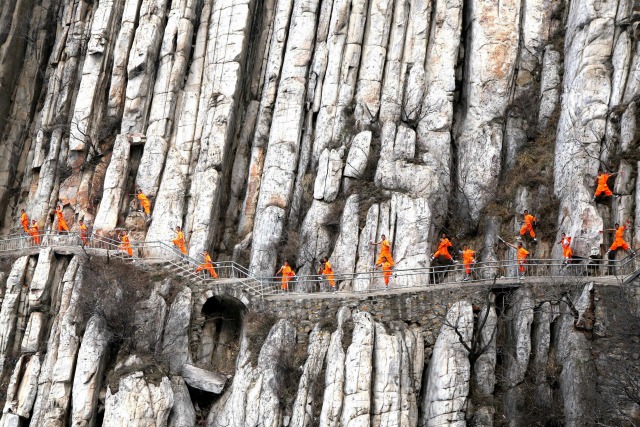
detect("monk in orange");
top-left (196, 251), bottom-right (218, 278)
top-left (29, 220), bottom-right (40, 245)
top-left (558, 233), bottom-right (573, 264)
top-left (55, 205), bottom-right (69, 233)
top-left (504, 240), bottom-right (529, 279)
top-left (277, 261), bottom-right (295, 291)
top-left (519, 210), bottom-right (537, 241)
top-left (321, 257), bottom-right (335, 290)
top-left (119, 231), bottom-right (133, 257)
top-left (594, 171), bottom-right (619, 199)
top-left (137, 189), bottom-right (152, 216)
top-left (601, 219), bottom-right (635, 256)
top-left (79, 220), bottom-right (89, 245)
top-left (19, 209), bottom-right (29, 233)
top-left (379, 257), bottom-right (393, 290)
top-left (172, 226), bottom-right (187, 255)
top-left (431, 233), bottom-right (454, 262)
top-left (371, 234), bottom-right (394, 266)
top-left (460, 244), bottom-right (476, 281)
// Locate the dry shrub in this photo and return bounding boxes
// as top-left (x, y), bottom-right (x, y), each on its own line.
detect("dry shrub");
top-left (243, 310), bottom-right (278, 365)
top-left (275, 343), bottom-right (307, 409)
top-left (77, 259), bottom-right (155, 348)
top-left (278, 229), bottom-right (301, 266)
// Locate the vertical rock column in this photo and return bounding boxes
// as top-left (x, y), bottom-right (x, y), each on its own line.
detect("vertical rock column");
top-left (453, 0), bottom-right (521, 224)
top-left (249, 0), bottom-right (321, 276)
top-left (237, 0), bottom-right (295, 237)
top-left (135, 0), bottom-right (199, 196)
top-left (184, 0), bottom-right (257, 257)
top-left (420, 301), bottom-right (473, 427)
top-left (553, 0), bottom-right (617, 255)
top-left (340, 311), bottom-right (374, 427)
top-left (0, 256), bottom-right (29, 378)
top-left (145, 0), bottom-right (214, 249)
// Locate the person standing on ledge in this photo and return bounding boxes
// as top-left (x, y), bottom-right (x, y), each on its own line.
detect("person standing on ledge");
top-left (378, 256), bottom-right (393, 291)
top-left (29, 220), bottom-right (40, 245)
top-left (196, 251), bottom-right (218, 279)
top-left (594, 171), bottom-right (619, 200)
top-left (119, 230), bottom-right (133, 257)
top-left (558, 233), bottom-right (573, 265)
top-left (172, 226), bottom-right (187, 255)
top-left (19, 209), bottom-right (29, 233)
top-left (371, 234), bottom-right (394, 267)
top-left (55, 205), bottom-right (69, 233)
top-left (460, 244), bottom-right (476, 281)
top-left (79, 220), bottom-right (89, 245)
top-left (601, 219), bottom-right (636, 256)
top-left (503, 240), bottom-right (529, 279)
top-left (431, 233), bottom-right (455, 262)
top-left (320, 256), bottom-right (335, 291)
top-left (136, 188), bottom-right (152, 220)
top-left (276, 260), bottom-right (295, 291)
top-left (519, 210), bottom-right (537, 242)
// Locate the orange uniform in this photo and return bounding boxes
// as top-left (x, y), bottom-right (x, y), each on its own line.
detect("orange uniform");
top-left (280, 265), bottom-right (295, 290)
top-left (595, 173), bottom-right (613, 197)
top-left (433, 238), bottom-right (453, 260)
top-left (520, 214), bottom-right (536, 238)
top-left (196, 254), bottom-right (218, 278)
top-left (560, 237), bottom-right (573, 259)
top-left (462, 249), bottom-right (475, 274)
top-left (322, 261), bottom-right (335, 288)
top-left (79, 224), bottom-right (89, 245)
top-left (381, 261), bottom-right (392, 286)
top-left (29, 224), bottom-right (40, 245)
top-left (610, 225), bottom-right (630, 251)
top-left (137, 193), bottom-right (151, 215)
top-left (55, 209), bottom-right (69, 232)
top-left (120, 234), bottom-right (133, 257)
top-left (517, 247), bottom-right (529, 273)
top-left (376, 239), bottom-right (394, 266)
top-left (172, 231), bottom-right (187, 254)
top-left (20, 213), bottom-right (29, 232)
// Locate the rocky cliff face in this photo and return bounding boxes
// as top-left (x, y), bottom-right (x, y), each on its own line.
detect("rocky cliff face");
top-left (1, 0), bottom-right (640, 425)
top-left (0, 253), bottom-right (637, 426)
top-left (1, 0), bottom-right (639, 273)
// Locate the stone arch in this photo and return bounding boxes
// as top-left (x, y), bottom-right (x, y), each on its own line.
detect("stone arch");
top-left (191, 294), bottom-right (246, 374)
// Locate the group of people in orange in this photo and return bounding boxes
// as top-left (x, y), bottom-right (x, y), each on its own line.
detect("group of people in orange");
top-left (19, 205), bottom-right (71, 245)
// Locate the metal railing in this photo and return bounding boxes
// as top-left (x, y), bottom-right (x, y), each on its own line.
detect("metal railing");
top-left (1, 231), bottom-right (638, 299)
top-left (0, 231), bottom-right (264, 300)
top-left (258, 255), bottom-right (640, 296)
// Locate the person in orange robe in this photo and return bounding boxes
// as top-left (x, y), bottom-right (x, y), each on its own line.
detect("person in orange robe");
top-left (371, 234), bottom-right (394, 266)
top-left (519, 210), bottom-right (537, 241)
top-left (380, 257), bottom-right (393, 289)
top-left (504, 240), bottom-right (529, 279)
top-left (460, 244), bottom-right (476, 281)
top-left (558, 233), bottom-right (573, 264)
top-left (79, 220), bottom-right (89, 245)
top-left (19, 209), bottom-right (29, 233)
top-left (119, 231), bottom-right (133, 257)
top-left (431, 233), bottom-right (454, 261)
top-left (277, 261), bottom-right (295, 291)
top-left (55, 205), bottom-right (69, 233)
top-left (601, 219), bottom-right (635, 256)
top-left (321, 257), bottom-right (335, 290)
top-left (594, 171), bottom-right (618, 199)
top-left (29, 220), bottom-right (40, 245)
top-left (196, 251), bottom-right (218, 278)
top-left (137, 189), bottom-right (152, 215)
top-left (172, 226), bottom-right (187, 255)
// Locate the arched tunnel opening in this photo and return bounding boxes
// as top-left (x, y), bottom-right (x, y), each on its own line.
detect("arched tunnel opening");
top-left (190, 295), bottom-right (246, 411)
top-left (198, 295), bottom-right (246, 375)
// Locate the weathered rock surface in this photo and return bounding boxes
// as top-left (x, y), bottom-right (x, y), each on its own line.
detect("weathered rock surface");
top-left (181, 363), bottom-right (226, 394)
